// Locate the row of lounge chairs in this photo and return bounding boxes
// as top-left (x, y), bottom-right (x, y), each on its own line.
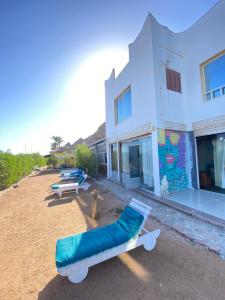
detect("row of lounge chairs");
top-left (51, 169), bottom-right (160, 284)
top-left (51, 169), bottom-right (90, 198)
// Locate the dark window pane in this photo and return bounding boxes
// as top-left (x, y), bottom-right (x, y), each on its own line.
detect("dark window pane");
top-left (213, 88), bottom-right (221, 98)
top-left (222, 87), bottom-right (225, 95)
top-left (129, 145), bottom-right (140, 177)
top-left (111, 144), bottom-right (118, 171)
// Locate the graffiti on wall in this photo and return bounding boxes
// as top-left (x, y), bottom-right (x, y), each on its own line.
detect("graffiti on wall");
top-left (158, 129), bottom-right (189, 194)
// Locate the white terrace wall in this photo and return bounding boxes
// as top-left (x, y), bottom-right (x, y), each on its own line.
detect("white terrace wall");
top-left (105, 16), bottom-right (156, 142)
top-left (178, 0), bottom-right (225, 129)
top-left (150, 15), bottom-right (188, 131)
top-left (105, 16), bottom-right (161, 190)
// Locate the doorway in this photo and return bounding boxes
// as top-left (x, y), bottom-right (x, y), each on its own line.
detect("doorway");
top-left (120, 135), bottom-right (154, 191)
top-left (196, 133), bottom-right (225, 194)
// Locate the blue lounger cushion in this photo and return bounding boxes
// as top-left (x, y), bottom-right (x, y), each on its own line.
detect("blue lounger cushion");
top-left (52, 184), bottom-right (59, 189)
top-left (78, 175), bottom-right (86, 185)
top-left (56, 206), bottom-right (144, 268)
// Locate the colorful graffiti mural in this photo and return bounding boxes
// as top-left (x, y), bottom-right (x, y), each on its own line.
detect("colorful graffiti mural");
top-left (158, 129), bottom-right (189, 193)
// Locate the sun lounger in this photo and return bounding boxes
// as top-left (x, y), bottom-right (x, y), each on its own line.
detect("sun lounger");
top-left (56, 198), bottom-right (160, 283)
top-left (60, 169), bottom-right (83, 181)
top-left (60, 168), bottom-right (81, 176)
top-left (51, 175), bottom-right (90, 198)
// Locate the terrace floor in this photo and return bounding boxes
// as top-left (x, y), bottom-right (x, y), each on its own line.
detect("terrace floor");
top-left (0, 170), bottom-right (225, 300)
top-left (168, 189), bottom-right (225, 222)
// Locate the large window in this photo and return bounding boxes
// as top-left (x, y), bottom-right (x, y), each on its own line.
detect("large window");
top-left (201, 51), bottom-right (225, 100)
top-left (115, 87), bottom-right (132, 124)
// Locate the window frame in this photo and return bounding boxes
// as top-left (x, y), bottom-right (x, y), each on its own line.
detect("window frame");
top-left (114, 86), bottom-right (132, 125)
top-left (200, 49), bottom-right (225, 101)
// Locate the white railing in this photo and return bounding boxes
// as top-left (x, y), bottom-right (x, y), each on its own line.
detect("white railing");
top-left (205, 84), bottom-right (225, 101)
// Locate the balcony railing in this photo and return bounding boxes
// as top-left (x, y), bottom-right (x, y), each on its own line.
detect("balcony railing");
top-left (205, 85), bottom-right (225, 101)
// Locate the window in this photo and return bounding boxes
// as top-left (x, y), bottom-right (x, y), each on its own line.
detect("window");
top-left (201, 51), bottom-right (225, 101)
top-left (111, 143), bottom-right (118, 171)
top-left (115, 87), bottom-right (132, 124)
top-left (129, 145), bottom-right (141, 178)
top-left (166, 68), bottom-right (182, 93)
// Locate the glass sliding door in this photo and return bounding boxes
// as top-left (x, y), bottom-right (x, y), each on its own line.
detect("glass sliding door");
top-left (197, 133), bottom-right (225, 194)
top-left (129, 145), bottom-right (141, 178)
top-left (212, 135), bottom-right (225, 189)
top-left (110, 143), bottom-right (118, 181)
top-left (120, 142), bottom-right (129, 184)
top-left (140, 136), bottom-right (154, 190)
top-left (120, 135), bottom-right (154, 191)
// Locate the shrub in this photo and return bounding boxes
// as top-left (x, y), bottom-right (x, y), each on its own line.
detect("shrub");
top-left (47, 157), bottom-right (57, 168)
top-left (55, 153), bottom-right (75, 168)
top-left (74, 144), bottom-right (96, 175)
top-left (47, 154), bottom-right (75, 169)
top-left (0, 153), bottom-right (46, 191)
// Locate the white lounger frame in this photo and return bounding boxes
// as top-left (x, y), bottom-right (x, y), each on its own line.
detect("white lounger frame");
top-left (52, 175), bottom-right (90, 198)
top-left (60, 174), bottom-right (80, 181)
top-left (57, 198), bottom-right (160, 283)
top-left (60, 168), bottom-right (78, 176)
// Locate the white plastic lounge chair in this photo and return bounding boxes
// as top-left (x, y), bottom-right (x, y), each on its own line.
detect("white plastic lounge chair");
top-left (60, 169), bottom-right (83, 181)
top-left (60, 168), bottom-right (80, 176)
top-left (56, 198), bottom-right (160, 283)
top-left (51, 175), bottom-right (90, 198)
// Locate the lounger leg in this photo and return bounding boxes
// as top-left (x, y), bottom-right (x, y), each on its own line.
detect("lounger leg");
top-left (143, 229), bottom-right (160, 251)
top-left (68, 267), bottom-right (89, 283)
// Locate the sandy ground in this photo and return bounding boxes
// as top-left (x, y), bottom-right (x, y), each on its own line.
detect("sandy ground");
top-left (0, 170), bottom-right (225, 300)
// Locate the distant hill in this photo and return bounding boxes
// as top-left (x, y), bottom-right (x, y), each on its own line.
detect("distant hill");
top-left (56, 122), bottom-right (105, 153)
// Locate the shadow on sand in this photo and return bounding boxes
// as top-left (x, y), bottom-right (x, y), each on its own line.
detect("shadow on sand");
top-left (38, 184), bottom-right (156, 300)
top-left (37, 245), bottom-right (156, 300)
top-left (30, 169), bottom-right (60, 177)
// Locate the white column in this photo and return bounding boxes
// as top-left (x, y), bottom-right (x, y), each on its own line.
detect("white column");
top-left (152, 128), bottom-right (161, 196)
top-left (106, 141), bottom-right (110, 178)
top-left (117, 141), bottom-right (120, 182)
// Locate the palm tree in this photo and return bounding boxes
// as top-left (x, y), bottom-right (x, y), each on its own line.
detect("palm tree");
top-left (50, 142), bottom-right (58, 157)
top-left (51, 136), bottom-right (63, 150)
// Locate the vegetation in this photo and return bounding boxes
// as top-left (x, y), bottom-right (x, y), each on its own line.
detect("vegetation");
top-left (51, 136), bottom-right (63, 151)
top-left (47, 153), bottom-right (75, 169)
top-left (46, 156), bottom-right (58, 168)
top-left (74, 144), bottom-right (96, 175)
top-left (0, 152), bottom-right (46, 191)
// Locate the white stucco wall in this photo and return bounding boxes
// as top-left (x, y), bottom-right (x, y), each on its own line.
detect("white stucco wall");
top-left (178, 0), bottom-right (225, 125)
top-left (105, 16), bottom-right (156, 141)
top-left (105, 1), bottom-right (225, 139)
top-left (150, 16), bottom-right (188, 129)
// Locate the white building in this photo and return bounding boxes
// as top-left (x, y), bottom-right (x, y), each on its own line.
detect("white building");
top-left (105, 1), bottom-right (225, 204)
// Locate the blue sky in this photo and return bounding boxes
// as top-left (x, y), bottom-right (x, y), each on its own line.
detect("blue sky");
top-left (0, 0), bottom-right (219, 154)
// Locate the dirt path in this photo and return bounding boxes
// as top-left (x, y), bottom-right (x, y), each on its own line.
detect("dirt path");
top-left (0, 170), bottom-right (225, 300)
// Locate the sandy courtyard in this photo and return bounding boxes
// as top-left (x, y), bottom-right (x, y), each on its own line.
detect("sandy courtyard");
top-left (0, 170), bottom-right (225, 300)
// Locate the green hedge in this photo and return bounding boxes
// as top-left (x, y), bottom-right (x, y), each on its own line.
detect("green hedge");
top-left (74, 144), bottom-right (96, 176)
top-left (0, 153), bottom-right (46, 191)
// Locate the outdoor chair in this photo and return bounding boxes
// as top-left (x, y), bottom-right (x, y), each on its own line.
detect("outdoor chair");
top-left (60, 168), bottom-right (80, 176)
top-left (60, 169), bottom-right (83, 181)
top-left (51, 174), bottom-right (90, 198)
top-left (55, 198), bottom-right (160, 283)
